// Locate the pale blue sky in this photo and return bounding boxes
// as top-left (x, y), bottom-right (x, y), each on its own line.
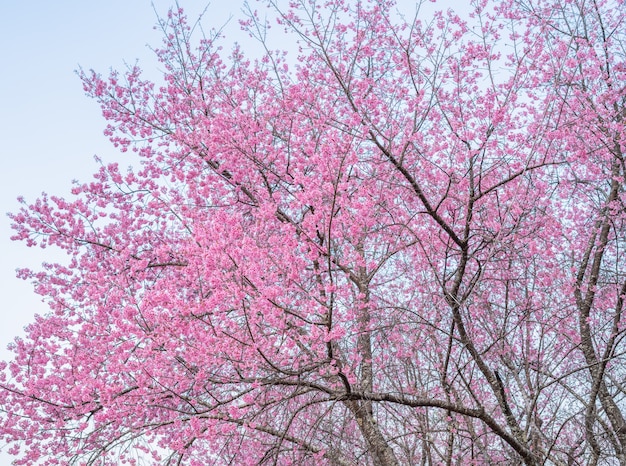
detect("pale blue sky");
top-left (0, 0), bottom-right (256, 350)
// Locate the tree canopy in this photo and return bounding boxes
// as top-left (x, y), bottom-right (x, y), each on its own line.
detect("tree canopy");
top-left (2, 0), bottom-right (626, 464)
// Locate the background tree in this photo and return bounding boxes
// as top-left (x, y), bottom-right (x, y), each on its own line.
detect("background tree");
top-left (1, 0), bottom-right (625, 464)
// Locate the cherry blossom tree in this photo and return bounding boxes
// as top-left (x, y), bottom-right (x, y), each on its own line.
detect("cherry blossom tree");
top-left (1, 0), bottom-right (625, 464)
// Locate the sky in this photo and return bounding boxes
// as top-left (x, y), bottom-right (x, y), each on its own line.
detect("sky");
top-left (0, 1), bottom-right (249, 462)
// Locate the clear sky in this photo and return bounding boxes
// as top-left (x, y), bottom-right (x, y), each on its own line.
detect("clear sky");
top-left (0, 1), bottom-right (248, 462)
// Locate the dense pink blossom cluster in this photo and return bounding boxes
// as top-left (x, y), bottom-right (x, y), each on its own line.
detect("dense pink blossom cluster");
top-left (2, 1), bottom-right (626, 464)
